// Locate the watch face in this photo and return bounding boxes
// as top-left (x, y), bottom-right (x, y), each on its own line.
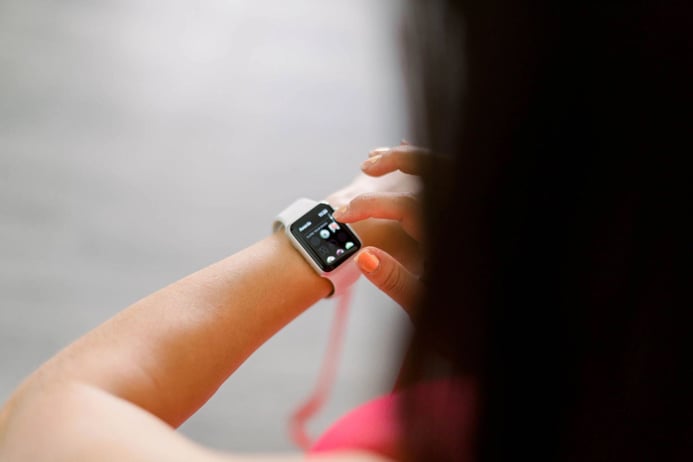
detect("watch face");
top-left (290, 203), bottom-right (361, 272)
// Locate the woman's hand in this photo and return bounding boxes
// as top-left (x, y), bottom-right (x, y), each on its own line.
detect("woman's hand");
top-left (324, 142), bottom-right (423, 211)
top-left (333, 144), bottom-right (429, 317)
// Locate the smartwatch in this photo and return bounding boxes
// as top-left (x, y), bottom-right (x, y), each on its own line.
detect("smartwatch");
top-left (273, 198), bottom-right (362, 297)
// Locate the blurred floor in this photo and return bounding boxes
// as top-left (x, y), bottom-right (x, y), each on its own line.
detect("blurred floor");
top-left (0, 0), bottom-right (410, 452)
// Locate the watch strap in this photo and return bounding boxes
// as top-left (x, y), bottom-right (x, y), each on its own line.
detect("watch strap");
top-left (273, 198), bottom-right (319, 233)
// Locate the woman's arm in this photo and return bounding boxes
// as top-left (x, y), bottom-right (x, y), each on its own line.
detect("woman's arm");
top-left (0, 228), bottom-right (402, 462)
top-left (0, 158), bottom-right (419, 461)
top-left (0, 372), bottom-right (388, 461)
top-left (1, 231), bottom-right (331, 431)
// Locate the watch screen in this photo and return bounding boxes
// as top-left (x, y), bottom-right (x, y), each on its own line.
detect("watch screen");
top-left (290, 203), bottom-right (361, 272)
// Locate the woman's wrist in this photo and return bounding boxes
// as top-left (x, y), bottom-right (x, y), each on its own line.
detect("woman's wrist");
top-left (267, 230), bottom-right (333, 300)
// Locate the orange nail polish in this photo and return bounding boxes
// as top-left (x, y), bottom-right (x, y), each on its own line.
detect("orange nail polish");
top-left (357, 251), bottom-right (380, 273)
top-left (361, 155), bottom-right (381, 170)
top-left (369, 147), bottom-right (390, 157)
top-left (333, 206), bottom-right (348, 219)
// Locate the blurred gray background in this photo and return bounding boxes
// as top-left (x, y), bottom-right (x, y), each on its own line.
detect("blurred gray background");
top-left (0, 0), bottom-right (410, 452)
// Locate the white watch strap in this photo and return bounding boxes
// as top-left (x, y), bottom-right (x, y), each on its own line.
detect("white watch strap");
top-left (273, 198), bottom-right (361, 298)
top-left (273, 198), bottom-right (319, 233)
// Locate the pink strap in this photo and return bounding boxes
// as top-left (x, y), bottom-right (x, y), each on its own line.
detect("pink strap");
top-left (289, 287), bottom-right (353, 450)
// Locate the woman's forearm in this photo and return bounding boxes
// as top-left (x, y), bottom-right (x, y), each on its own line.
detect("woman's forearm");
top-left (3, 231), bottom-right (331, 428)
top-left (0, 173), bottom-right (420, 434)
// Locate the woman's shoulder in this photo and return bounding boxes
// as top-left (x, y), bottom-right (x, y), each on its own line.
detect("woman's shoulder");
top-left (0, 380), bottom-right (393, 462)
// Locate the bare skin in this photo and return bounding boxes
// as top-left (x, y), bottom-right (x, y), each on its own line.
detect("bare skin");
top-left (337, 145), bottom-right (429, 317)
top-left (0, 146), bottom-right (427, 462)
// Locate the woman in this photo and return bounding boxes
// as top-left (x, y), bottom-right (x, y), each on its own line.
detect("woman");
top-left (2, 0), bottom-right (690, 460)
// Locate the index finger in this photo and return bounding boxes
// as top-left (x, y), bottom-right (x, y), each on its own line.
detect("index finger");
top-left (361, 145), bottom-right (429, 177)
top-left (334, 192), bottom-right (423, 242)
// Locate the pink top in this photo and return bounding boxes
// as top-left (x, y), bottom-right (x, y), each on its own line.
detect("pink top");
top-left (309, 379), bottom-right (476, 460)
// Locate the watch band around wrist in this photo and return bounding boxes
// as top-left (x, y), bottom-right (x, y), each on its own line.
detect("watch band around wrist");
top-left (273, 198), bottom-right (361, 297)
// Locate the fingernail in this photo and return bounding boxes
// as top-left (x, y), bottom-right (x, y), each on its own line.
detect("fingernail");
top-left (332, 206), bottom-right (348, 219)
top-left (361, 155), bottom-right (381, 170)
top-left (400, 139), bottom-right (410, 145)
top-left (357, 251), bottom-right (380, 273)
top-left (369, 147), bottom-right (390, 157)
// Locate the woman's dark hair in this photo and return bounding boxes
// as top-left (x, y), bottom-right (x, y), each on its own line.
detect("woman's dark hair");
top-left (401, 1), bottom-right (691, 461)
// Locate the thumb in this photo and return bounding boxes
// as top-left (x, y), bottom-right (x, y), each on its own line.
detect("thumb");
top-left (355, 247), bottom-right (422, 317)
